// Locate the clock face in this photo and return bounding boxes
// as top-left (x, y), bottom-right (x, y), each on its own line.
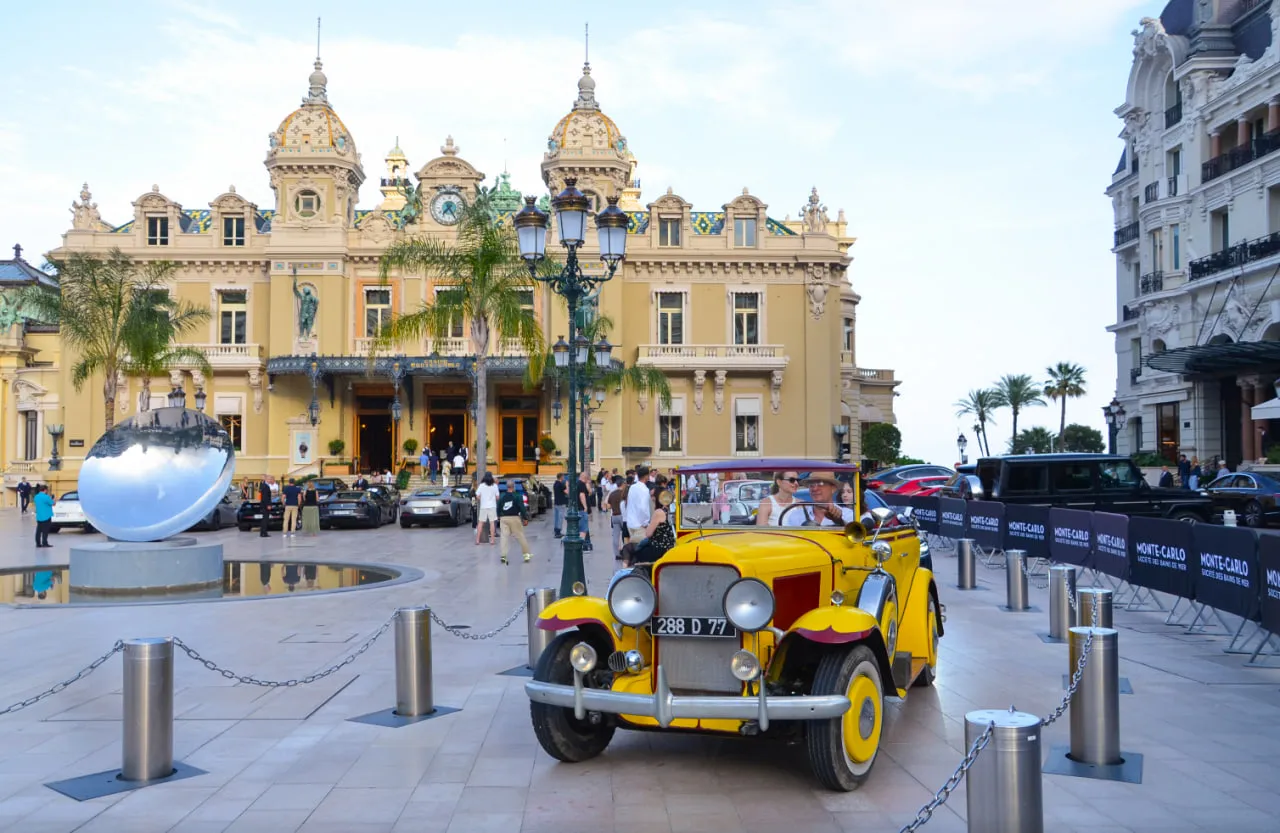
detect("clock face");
top-left (430, 192), bottom-right (463, 225)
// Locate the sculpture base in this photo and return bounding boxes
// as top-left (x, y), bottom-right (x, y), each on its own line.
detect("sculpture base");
top-left (69, 537), bottom-right (223, 595)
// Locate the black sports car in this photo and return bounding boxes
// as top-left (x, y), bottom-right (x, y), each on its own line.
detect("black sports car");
top-left (320, 490), bottom-right (397, 528)
top-left (237, 496), bottom-right (283, 531)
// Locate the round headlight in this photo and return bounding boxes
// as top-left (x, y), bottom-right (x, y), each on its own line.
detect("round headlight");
top-left (723, 578), bottom-right (775, 633)
top-left (730, 649), bottom-right (762, 681)
top-left (830, 590), bottom-right (845, 607)
top-left (569, 642), bottom-right (597, 673)
top-left (608, 574), bottom-right (656, 627)
top-left (624, 650), bottom-right (645, 673)
top-left (572, 581), bottom-right (587, 596)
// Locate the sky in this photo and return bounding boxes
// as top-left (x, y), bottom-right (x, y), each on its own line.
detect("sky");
top-left (0, 0), bottom-right (1153, 466)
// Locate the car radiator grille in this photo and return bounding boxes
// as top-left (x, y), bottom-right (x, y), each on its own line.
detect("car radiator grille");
top-left (655, 564), bottom-right (741, 695)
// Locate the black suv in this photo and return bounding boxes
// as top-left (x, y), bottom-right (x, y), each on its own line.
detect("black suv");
top-left (971, 454), bottom-right (1212, 522)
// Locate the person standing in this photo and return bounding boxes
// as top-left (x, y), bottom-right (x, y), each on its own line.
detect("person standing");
top-left (282, 478), bottom-right (302, 535)
top-left (552, 473), bottom-right (567, 538)
top-left (453, 449), bottom-right (466, 487)
top-left (625, 464), bottom-right (652, 541)
top-left (475, 473), bottom-right (499, 546)
top-left (258, 476), bottom-right (273, 537)
top-left (441, 452), bottom-right (451, 486)
top-left (16, 478), bottom-right (31, 515)
top-left (301, 482), bottom-right (321, 536)
top-left (1177, 454), bottom-right (1191, 489)
top-left (607, 475), bottom-right (628, 560)
top-left (496, 477), bottom-right (533, 564)
top-left (33, 485), bottom-right (53, 547)
top-left (576, 471), bottom-right (594, 551)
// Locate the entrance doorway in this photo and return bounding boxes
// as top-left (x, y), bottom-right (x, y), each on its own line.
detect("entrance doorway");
top-left (499, 394), bottom-right (539, 475)
top-left (357, 413), bottom-right (393, 474)
top-left (428, 412), bottom-right (466, 459)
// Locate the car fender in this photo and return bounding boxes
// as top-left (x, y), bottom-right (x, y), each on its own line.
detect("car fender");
top-left (896, 568), bottom-right (942, 664)
top-left (536, 597), bottom-right (621, 648)
top-left (776, 606), bottom-right (896, 691)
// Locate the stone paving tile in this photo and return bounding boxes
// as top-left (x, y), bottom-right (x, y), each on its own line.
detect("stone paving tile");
top-left (0, 516), bottom-right (1278, 832)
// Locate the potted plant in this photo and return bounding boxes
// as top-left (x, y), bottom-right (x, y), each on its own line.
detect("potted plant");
top-left (323, 439), bottom-right (351, 476)
top-left (402, 438), bottom-right (420, 470)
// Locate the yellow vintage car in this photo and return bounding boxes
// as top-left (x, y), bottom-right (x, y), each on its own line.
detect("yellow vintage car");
top-left (525, 460), bottom-right (943, 791)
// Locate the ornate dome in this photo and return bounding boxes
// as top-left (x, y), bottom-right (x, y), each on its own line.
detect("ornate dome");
top-left (544, 63), bottom-right (629, 162)
top-left (267, 58), bottom-right (358, 164)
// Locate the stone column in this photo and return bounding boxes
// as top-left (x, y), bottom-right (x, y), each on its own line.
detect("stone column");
top-left (1256, 380), bottom-right (1272, 462)
top-left (1239, 118), bottom-right (1252, 152)
top-left (1240, 379), bottom-right (1257, 463)
top-left (1211, 130), bottom-right (1222, 158)
top-left (1269, 99), bottom-right (1280, 133)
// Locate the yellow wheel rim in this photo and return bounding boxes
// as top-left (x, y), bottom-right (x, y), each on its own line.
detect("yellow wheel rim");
top-left (842, 671), bottom-right (882, 764)
top-left (926, 599), bottom-right (939, 667)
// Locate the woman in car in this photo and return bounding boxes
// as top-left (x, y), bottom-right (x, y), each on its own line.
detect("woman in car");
top-left (755, 470), bottom-right (800, 526)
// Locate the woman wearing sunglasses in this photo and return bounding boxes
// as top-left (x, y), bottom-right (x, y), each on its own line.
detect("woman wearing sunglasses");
top-left (755, 470), bottom-right (800, 526)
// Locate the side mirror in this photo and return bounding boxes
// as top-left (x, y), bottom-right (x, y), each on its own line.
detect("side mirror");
top-left (870, 506), bottom-right (894, 525)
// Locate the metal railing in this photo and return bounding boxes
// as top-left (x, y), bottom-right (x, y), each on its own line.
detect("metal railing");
top-left (1139, 271), bottom-right (1163, 294)
top-left (1114, 221), bottom-right (1140, 247)
top-left (1122, 305), bottom-right (1140, 322)
top-left (1202, 129), bottom-right (1280, 182)
top-left (1167, 175), bottom-right (1179, 197)
top-left (1144, 182), bottom-right (1159, 203)
top-left (1188, 230), bottom-right (1280, 280)
top-left (1130, 367), bottom-right (1142, 384)
top-left (1165, 102), bottom-right (1182, 129)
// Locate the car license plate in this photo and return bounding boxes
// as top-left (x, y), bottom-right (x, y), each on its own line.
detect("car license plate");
top-left (652, 616), bottom-right (737, 638)
top-left (251, 514), bottom-right (262, 520)
top-left (421, 501), bottom-right (441, 510)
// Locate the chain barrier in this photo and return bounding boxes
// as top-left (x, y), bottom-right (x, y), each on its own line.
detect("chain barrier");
top-left (896, 721), bottom-right (995, 833)
top-left (1020, 557), bottom-right (1050, 590)
top-left (1043, 593), bottom-right (1101, 726)
top-left (173, 612), bottom-right (397, 688)
top-left (429, 597), bottom-right (529, 640)
top-left (0, 640), bottom-right (124, 717)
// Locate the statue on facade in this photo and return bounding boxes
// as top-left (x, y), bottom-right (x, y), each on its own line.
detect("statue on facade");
top-left (293, 272), bottom-right (318, 338)
top-left (398, 179), bottom-right (423, 226)
top-left (0, 292), bottom-right (23, 331)
top-left (801, 187), bottom-right (829, 234)
top-left (70, 183), bottom-right (103, 231)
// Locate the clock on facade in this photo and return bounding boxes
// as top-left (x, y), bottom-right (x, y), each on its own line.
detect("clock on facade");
top-left (430, 191), bottom-right (464, 225)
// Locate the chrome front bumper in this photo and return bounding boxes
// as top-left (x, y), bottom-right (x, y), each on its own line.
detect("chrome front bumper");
top-left (525, 664), bottom-right (850, 731)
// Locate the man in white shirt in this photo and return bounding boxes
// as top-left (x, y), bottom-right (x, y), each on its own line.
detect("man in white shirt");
top-left (453, 452), bottom-right (466, 486)
top-left (475, 475), bottom-right (499, 546)
top-left (625, 464), bottom-right (652, 539)
top-left (783, 472), bottom-right (855, 527)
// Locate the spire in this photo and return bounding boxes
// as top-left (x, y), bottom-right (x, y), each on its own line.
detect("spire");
top-left (304, 17), bottom-right (329, 105)
top-left (574, 25), bottom-right (598, 112)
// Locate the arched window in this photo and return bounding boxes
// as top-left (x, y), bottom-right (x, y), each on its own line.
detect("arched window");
top-left (1152, 338), bottom-right (1167, 353)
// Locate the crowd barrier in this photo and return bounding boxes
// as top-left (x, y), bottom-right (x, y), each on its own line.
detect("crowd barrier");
top-left (892, 495), bottom-right (1280, 664)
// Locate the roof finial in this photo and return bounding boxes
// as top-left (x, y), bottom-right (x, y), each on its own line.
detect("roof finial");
top-left (316, 16), bottom-right (322, 62)
top-left (585, 22), bottom-right (589, 67)
top-left (305, 17), bottom-right (329, 105)
top-left (574, 25), bottom-right (598, 112)
top-left (503, 137), bottom-right (508, 175)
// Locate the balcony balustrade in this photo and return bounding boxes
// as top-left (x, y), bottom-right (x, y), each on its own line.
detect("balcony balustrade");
top-left (1130, 367), bottom-right (1142, 384)
top-left (1202, 129), bottom-right (1280, 182)
top-left (1165, 102), bottom-right (1182, 129)
top-left (856, 367), bottom-right (895, 383)
top-left (637, 343), bottom-right (787, 371)
top-left (1114, 221), bottom-right (1140, 247)
top-left (1167, 175), bottom-right (1179, 197)
top-left (1139, 271), bottom-right (1164, 294)
top-left (1188, 231), bottom-right (1280, 280)
top-left (1123, 305), bottom-right (1140, 321)
top-left (1144, 182), bottom-right (1160, 203)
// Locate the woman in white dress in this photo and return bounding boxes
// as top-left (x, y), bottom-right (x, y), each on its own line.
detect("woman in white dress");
top-left (755, 470), bottom-right (800, 526)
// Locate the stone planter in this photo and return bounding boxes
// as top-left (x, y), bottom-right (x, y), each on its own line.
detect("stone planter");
top-left (322, 461), bottom-right (352, 476)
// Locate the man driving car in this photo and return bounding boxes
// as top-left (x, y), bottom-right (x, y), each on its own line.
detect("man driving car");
top-left (782, 471), bottom-right (856, 527)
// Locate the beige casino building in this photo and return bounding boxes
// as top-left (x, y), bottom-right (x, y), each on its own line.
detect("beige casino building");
top-left (0, 57), bottom-right (897, 498)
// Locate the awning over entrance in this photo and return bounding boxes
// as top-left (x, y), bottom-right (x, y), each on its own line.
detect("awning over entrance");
top-left (1145, 341), bottom-right (1280, 375)
top-left (265, 354), bottom-right (530, 378)
top-left (1251, 397), bottom-right (1280, 420)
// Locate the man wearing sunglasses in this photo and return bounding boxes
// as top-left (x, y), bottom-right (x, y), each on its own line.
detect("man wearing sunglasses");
top-left (782, 471), bottom-right (855, 527)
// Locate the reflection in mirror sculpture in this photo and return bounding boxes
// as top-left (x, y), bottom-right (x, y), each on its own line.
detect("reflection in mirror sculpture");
top-left (79, 407), bottom-right (236, 542)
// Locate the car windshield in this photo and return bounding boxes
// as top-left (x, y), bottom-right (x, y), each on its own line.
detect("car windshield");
top-left (677, 468), bottom-right (860, 530)
top-left (59, 491), bottom-right (79, 501)
top-left (412, 490), bottom-right (445, 497)
top-left (332, 492), bottom-right (365, 500)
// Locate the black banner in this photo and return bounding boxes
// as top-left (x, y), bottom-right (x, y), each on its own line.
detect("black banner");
top-left (1049, 507), bottom-right (1093, 568)
top-left (965, 501), bottom-right (1005, 550)
top-left (1128, 516), bottom-right (1195, 599)
top-left (1257, 535), bottom-right (1280, 635)
top-left (1003, 504), bottom-right (1050, 560)
top-left (1090, 512), bottom-right (1129, 580)
top-left (1192, 525), bottom-right (1260, 621)
top-left (908, 496), bottom-right (939, 535)
top-left (938, 497), bottom-right (966, 540)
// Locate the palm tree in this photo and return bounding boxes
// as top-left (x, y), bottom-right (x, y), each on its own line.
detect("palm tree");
top-left (1012, 426), bottom-right (1055, 454)
top-left (18, 249), bottom-right (209, 432)
top-left (1043, 362), bottom-right (1087, 451)
top-left (991, 373), bottom-right (1046, 450)
top-left (122, 299), bottom-right (213, 412)
top-left (954, 388), bottom-right (999, 456)
top-left (376, 191), bottom-right (545, 479)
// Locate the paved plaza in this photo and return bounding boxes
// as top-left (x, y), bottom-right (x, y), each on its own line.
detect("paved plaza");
top-left (1, 508), bottom-right (1279, 833)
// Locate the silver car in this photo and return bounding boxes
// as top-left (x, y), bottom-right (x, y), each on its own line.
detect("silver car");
top-left (400, 487), bottom-right (473, 528)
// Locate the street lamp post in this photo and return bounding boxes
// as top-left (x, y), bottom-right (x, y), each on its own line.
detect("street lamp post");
top-left (957, 432), bottom-right (968, 465)
top-left (514, 180), bottom-right (628, 598)
top-left (1103, 398), bottom-right (1127, 455)
top-left (47, 423), bottom-right (64, 472)
top-left (166, 384), bottom-right (186, 409)
top-left (194, 387), bottom-right (207, 413)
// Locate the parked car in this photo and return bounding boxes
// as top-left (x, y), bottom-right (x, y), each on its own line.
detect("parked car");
top-left (400, 486), bottom-right (473, 528)
top-left (883, 476), bottom-right (951, 498)
top-left (320, 490), bottom-right (396, 529)
top-left (187, 488), bottom-right (242, 531)
top-left (864, 464), bottom-right (955, 492)
top-left (1202, 471), bottom-right (1280, 527)
top-left (237, 496), bottom-right (283, 531)
top-left (51, 491), bottom-right (94, 533)
top-left (366, 484), bottom-right (400, 509)
top-left (971, 454), bottom-right (1212, 522)
top-left (526, 459), bottom-right (941, 792)
top-left (934, 464), bottom-right (977, 499)
top-left (310, 477), bottom-right (348, 502)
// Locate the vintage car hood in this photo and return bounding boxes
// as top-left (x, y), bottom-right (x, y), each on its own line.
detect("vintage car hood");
top-left (658, 530), bottom-right (845, 576)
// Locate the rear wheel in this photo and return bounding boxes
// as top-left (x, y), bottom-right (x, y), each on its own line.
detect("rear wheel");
top-left (806, 645), bottom-right (884, 791)
top-left (400, 520), bottom-right (412, 529)
top-left (1244, 500), bottom-right (1266, 528)
top-left (530, 631), bottom-right (616, 763)
top-left (1170, 511), bottom-right (1201, 524)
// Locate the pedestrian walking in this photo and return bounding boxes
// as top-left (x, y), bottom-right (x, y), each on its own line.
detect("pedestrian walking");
top-left (301, 482), bottom-right (320, 536)
top-left (16, 478), bottom-right (31, 515)
top-left (282, 478), bottom-right (302, 534)
top-left (33, 485), bottom-right (53, 547)
top-left (608, 475), bottom-right (627, 559)
top-left (625, 464), bottom-right (652, 541)
top-left (552, 473), bottom-right (567, 538)
top-left (497, 477), bottom-right (533, 564)
top-left (475, 472), bottom-right (499, 546)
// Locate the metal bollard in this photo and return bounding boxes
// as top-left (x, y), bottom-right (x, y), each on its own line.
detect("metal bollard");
top-left (1005, 550), bottom-right (1029, 610)
top-left (1076, 587), bottom-right (1114, 629)
top-left (1068, 627), bottom-right (1122, 766)
top-left (1048, 565), bottom-right (1079, 640)
top-left (965, 708), bottom-right (1044, 833)
top-left (121, 638), bottom-right (175, 782)
top-left (394, 607), bottom-right (434, 717)
top-left (526, 587), bottom-right (557, 669)
top-left (957, 538), bottom-right (977, 589)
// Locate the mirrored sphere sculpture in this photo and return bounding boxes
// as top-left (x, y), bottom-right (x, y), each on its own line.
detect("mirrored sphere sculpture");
top-left (79, 407), bottom-right (236, 542)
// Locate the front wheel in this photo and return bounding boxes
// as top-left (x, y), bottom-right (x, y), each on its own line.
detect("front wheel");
top-left (806, 644), bottom-right (884, 791)
top-left (1170, 511), bottom-right (1201, 524)
top-left (913, 593), bottom-right (939, 688)
top-left (530, 631), bottom-right (616, 763)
